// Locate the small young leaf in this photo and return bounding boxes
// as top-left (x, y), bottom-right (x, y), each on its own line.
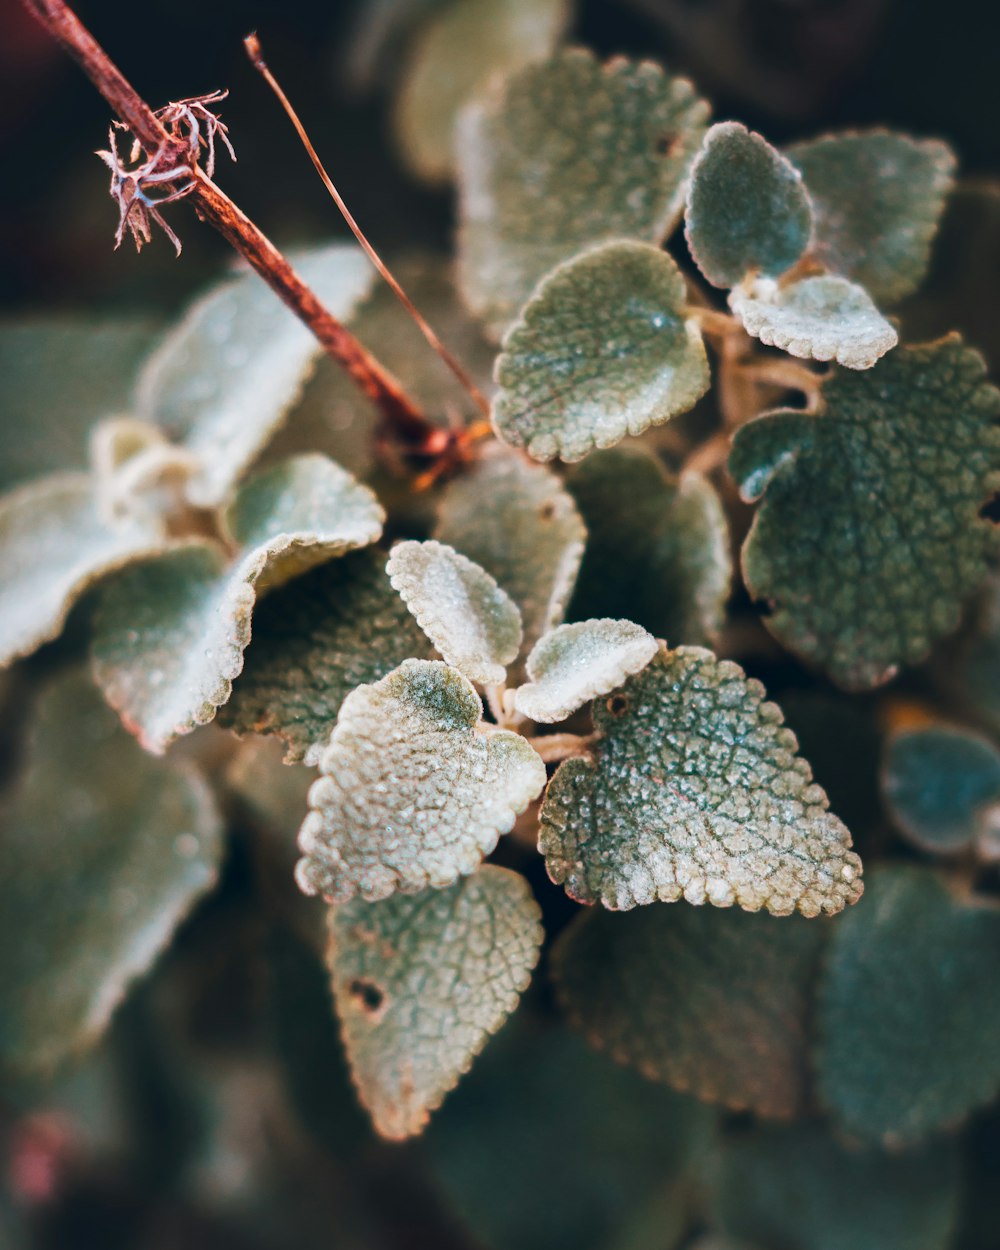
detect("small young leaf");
top-left (539, 645), bottom-right (863, 915)
top-left (514, 619), bottom-right (657, 723)
top-left (788, 130), bottom-right (956, 304)
top-left (553, 904), bottom-right (825, 1117)
top-left (567, 446), bottom-right (731, 645)
top-left (685, 122), bottom-right (813, 288)
top-left (328, 865), bottom-right (542, 1140)
top-left (818, 865), bottom-right (1000, 1145)
top-left (0, 672), bottom-right (223, 1080)
top-left (296, 660), bottom-right (546, 902)
top-left (457, 48), bottom-right (710, 336)
top-left (731, 337), bottom-right (1000, 690)
top-left (387, 539), bottom-right (523, 685)
top-left (493, 241), bottom-right (710, 462)
top-left (729, 275), bottom-right (897, 370)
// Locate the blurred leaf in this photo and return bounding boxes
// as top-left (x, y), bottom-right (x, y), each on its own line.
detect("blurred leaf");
top-left (539, 645), bottom-right (863, 914)
top-left (935, 575), bottom-right (1000, 740)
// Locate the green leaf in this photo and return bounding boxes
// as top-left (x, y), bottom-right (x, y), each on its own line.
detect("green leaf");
top-left (136, 245), bottom-right (375, 507)
top-left (934, 574), bottom-right (1000, 738)
top-left (493, 241), bottom-right (710, 462)
top-left (386, 539), bottom-right (523, 685)
top-left (219, 549), bottom-right (433, 763)
top-left (685, 122), bottom-right (813, 288)
top-left (729, 275), bottom-right (897, 370)
top-left (393, 0), bottom-right (567, 184)
top-left (817, 864), bottom-right (1000, 1145)
top-left (732, 337), bottom-right (1000, 690)
top-left (514, 619), bottom-right (657, 723)
top-left (457, 48), bottom-right (710, 337)
top-left (788, 130), bottom-right (956, 304)
top-left (296, 659), bottom-right (546, 902)
top-left (553, 904), bottom-right (825, 1117)
top-left (328, 865), bottom-right (541, 1140)
top-left (539, 644), bottom-right (863, 915)
top-left (91, 455), bottom-right (384, 751)
top-left (0, 672), bottom-right (223, 1080)
top-left (567, 446), bottom-right (731, 645)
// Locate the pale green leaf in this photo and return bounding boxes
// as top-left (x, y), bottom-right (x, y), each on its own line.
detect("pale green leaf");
top-left (493, 241), bottom-right (710, 462)
top-left (0, 672), bottom-right (223, 1080)
top-left (329, 865), bottom-right (542, 1140)
top-left (539, 644), bottom-right (863, 915)
top-left (457, 48), bottom-right (710, 337)
top-left (387, 539), bottom-right (523, 685)
top-left (731, 336), bottom-right (1000, 690)
top-left (788, 130), bottom-right (956, 304)
top-left (296, 659), bottom-right (546, 902)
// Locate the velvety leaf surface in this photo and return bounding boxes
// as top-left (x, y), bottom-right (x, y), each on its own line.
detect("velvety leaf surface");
top-left (457, 48), bottom-right (709, 336)
top-left (788, 130), bottom-right (956, 304)
top-left (296, 660), bottom-right (546, 902)
top-left (729, 275), bottom-right (897, 370)
top-left (514, 619), bottom-right (657, 723)
top-left (493, 241), bottom-right (709, 462)
top-left (567, 446), bottom-right (730, 645)
top-left (220, 549), bottom-right (433, 763)
top-left (685, 122), bottom-right (813, 288)
top-left (731, 337), bottom-right (1000, 690)
top-left (328, 865), bottom-right (542, 1140)
top-left (387, 540), bottom-right (522, 685)
top-left (0, 672), bottom-right (223, 1080)
top-left (539, 645), bottom-right (863, 914)
top-left (709, 1124), bottom-right (961, 1250)
top-left (553, 904), bottom-right (825, 1117)
top-left (91, 455), bottom-right (384, 751)
top-left (818, 865), bottom-right (1000, 1145)
top-left (135, 245), bottom-right (375, 506)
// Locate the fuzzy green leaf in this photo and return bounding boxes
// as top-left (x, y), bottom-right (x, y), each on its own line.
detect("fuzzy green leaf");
top-left (457, 48), bottom-right (710, 337)
top-left (818, 865), bottom-right (1000, 1144)
top-left (493, 241), bottom-right (710, 462)
top-left (387, 539), bottom-right (522, 685)
top-left (540, 644), bottom-right (863, 915)
top-left (328, 865), bottom-right (542, 1140)
top-left (91, 455), bottom-right (384, 751)
top-left (685, 122), bottom-right (813, 288)
top-left (788, 130), bottom-right (956, 304)
top-left (731, 337), bottom-right (1000, 690)
top-left (567, 446), bottom-right (731, 645)
top-left (729, 275), bottom-right (897, 370)
top-left (296, 660), bottom-right (546, 903)
top-left (0, 672), bottom-right (223, 1080)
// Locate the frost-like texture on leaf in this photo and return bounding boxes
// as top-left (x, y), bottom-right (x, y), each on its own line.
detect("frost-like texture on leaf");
top-left (328, 865), bottom-right (542, 1140)
top-left (394, 0), bottom-right (567, 184)
top-left (457, 48), bottom-right (710, 336)
top-left (729, 275), bottom-right (897, 370)
top-left (436, 446), bottom-right (586, 655)
top-left (788, 130), bottom-right (956, 304)
top-left (553, 904), bottom-right (824, 1117)
top-left (136, 246), bottom-right (375, 506)
top-left (0, 473), bottom-right (166, 667)
top-left (493, 242), bottom-right (709, 462)
top-left (539, 645), bottom-right (863, 915)
top-left (515, 619), bottom-right (657, 723)
top-left (567, 446), bottom-right (730, 645)
top-left (296, 660), bottom-right (546, 902)
top-left (731, 337), bottom-right (1000, 690)
top-left (883, 726), bottom-right (1000, 854)
top-left (220, 549), bottom-right (433, 763)
top-left (91, 455), bottom-right (384, 751)
top-left (818, 865), bottom-right (1000, 1145)
top-left (0, 673), bottom-right (223, 1080)
top-left (685, 122), bottom-right (813, 288)
top-left (387, 540), bottom-right (522, 685)
top-left (709, 1124), bottom-right (961, 1250)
